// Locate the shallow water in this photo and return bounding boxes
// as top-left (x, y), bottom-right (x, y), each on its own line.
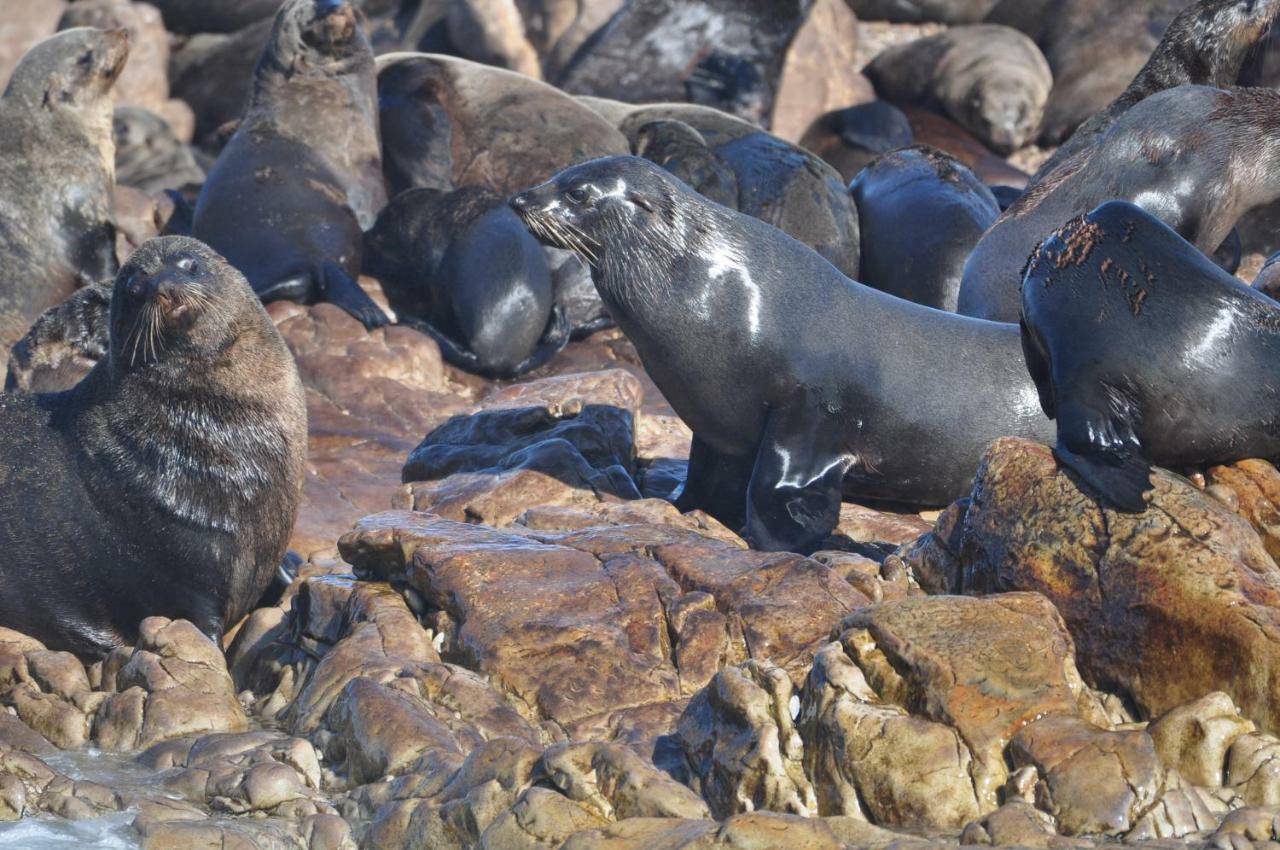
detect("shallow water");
top-left (0, 748), bottom-right (168, 850)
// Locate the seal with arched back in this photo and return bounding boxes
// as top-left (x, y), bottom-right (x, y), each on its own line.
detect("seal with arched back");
top-left (1021, 200), bottom-right (1280, 511)
top-left (511, 156), bottom-right (1052, 554)
top-left (0, 236), bottom-right (307, 657)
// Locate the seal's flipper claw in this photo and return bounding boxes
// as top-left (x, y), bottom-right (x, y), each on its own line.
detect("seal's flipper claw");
top-left (1053, 398), bottom-right (1151, 512)
top-left (318, 261), bottom-right (390, 330)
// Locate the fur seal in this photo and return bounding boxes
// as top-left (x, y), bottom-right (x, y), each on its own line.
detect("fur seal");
top-left (798, 101), bottom-right (914, 184)
top-left (149, 0), bottom-right (282, 35)
top-left (0, 236), bottom-right (306, 657)
top-left (1021, 200), bottom-right (1280, 511)
top-left (1036, 0), bottom-right (1279, 179)
top-left (845, 0), bottom-right (1000, 23)
top-left (113, 105), bottom-right (205, 193)
top-left (1254, 250), bottom-right (1280, 300)
top-left (851, 146), bottom-right (999, 311)
top-left (192, 0), bottom-right (389, 329)
top-left (555, 0), bottom-right (810, 126)
top-left (0, 27), bottom-right (127, 362)
top-left (511, 156), bottom-right (1052, 553)
top-left (363, 186), bottom-right (574, 377)
top-left (865, 24), bottom-right (1052, 155)
top-left (959, 85), bottom-right (1280, 323)
top-left (377, 53), bottom-right (630, 198)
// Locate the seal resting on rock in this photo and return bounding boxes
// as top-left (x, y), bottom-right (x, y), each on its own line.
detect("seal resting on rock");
top-left (511, 156), bottom-right (1052, 553)
top-left (1021, 201), bottom-right (1280, 511)
top-left (0, 27), bottom-right (128, 361)
top-left (192, 0), bottom-right (389, 329)
top-left (0, 236), bottom-right (307, 657)
top-left (959, 86), bottom-right (1280, 323)
top-left (864, 24), bottom-right (1052, 155)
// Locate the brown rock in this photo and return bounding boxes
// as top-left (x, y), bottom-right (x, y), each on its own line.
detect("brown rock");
top-left (0, 1), bottom-right (67, 91)
top-left (540, 741), bottom-right (710, 821)
top-left (799, 642), bottom-right (980, 828)
top-left (1149, 692), bottom-right (1256, 788)
top-left (940, 437), bottom-right (1280, 733)
top-left (1230, 733), bottom-right (1280, 806)
top-left (4, 683), bottom-right (89, 750)
top-left (1207, 460), bottom-right (1280, 562)
top-left (95, 618), bottom-right (246, 751)
top-left (677, 661), bottom-right (816, 819)
top-left (772, 0), bottom-right (873, 142)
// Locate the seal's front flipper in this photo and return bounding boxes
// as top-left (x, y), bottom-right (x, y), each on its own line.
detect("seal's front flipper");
top-left (745, 406), bottom-right (850, 554)
top-left (318, 261), bottom-right (390, 330)
top-left (674, 435), bottom-right (754, 529)
top-left (256, 272), bottom-right (313, 304)
top-left (1054, 396), bottom-right (1151, 512)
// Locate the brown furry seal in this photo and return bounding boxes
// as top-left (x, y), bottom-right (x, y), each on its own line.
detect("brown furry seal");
top-left (0, 27), bottom-right (128, 364)
top-left (0, 236), bottom-right (307, 657)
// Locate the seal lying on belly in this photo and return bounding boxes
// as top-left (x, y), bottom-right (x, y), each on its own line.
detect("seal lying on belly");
top-left (1022, 201), bottom-right (1280, 512)
top-left (192, 0), bottom-right (389, 329)
top-left (0, 236), bottom-right (307, 658)
top-left (511, 156), bottom-right (1052, 554)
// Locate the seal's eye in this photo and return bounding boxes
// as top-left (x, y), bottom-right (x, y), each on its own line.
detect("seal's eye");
top-left (566, 187), bottom-right (590, 205)
top-left (175, 255), bottom-right (199, 275)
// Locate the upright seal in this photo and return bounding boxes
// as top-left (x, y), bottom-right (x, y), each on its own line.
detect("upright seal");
top-left (1022, 201), bottom-right (1280, 511)
top-left (0, 237), bottom-right (307, 657)
top-left (192, 0), bottom-right (389, 328)
top-left (0, 27), bottom-right (128, 363)
top-left (512, 156), bottom-right (1052, 553)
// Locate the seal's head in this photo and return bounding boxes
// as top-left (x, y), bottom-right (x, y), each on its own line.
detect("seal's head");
top-left (510, 156), bottom-right (693, 268)
top-left (265, 0), bottom-right (368, 73)
top-left (1149, 0), bottom-right (1279, 89)
top-left (3, 27), bottom-right (129, 114)
top-left (109, 236), bottom-right (262, 372)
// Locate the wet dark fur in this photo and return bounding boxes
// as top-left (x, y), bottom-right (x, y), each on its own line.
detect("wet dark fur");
top-left (0, 237), bottom-right (306, 657)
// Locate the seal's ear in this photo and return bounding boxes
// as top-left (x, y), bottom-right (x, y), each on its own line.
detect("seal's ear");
top-left (628, 191), bottom-right (657, 213)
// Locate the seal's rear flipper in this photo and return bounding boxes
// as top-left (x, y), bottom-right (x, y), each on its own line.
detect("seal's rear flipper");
top-left (506, 305), bottom-right (571, 375)
top-left (1053, 398), bottom-right (1151, 512)
top-left (318, 261), bottom-right (390, 330)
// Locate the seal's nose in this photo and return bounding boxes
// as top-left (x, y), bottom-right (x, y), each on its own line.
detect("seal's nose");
top-left (510, 192), bottom-right (533, 213)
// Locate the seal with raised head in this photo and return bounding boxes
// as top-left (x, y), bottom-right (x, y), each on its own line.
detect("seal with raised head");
top-left (851, 145), bottom-right (999, 311)
top-left (1034, 0), bottom-right (1279, 179)
top-left (192, 0), bottom-right (389, 329)
top-left (511, 156), bottom-right (1052, 553)
top-left (1021, 200), bottom-right (1280, 511)
top-left (0, 27), bottom-right (128, 362)
top-left (0, 236), bottom-right (307, 657)
top-left (959, 85), bottom-right (1280, 323)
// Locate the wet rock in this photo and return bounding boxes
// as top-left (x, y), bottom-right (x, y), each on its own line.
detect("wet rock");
top-left (930, 437), bottom-right (1280, 734)
top-left (966, 799), bottom-right (1087, 849)
top-left (1149, 692), bottom-right (1256, 788)
top-left (1230, 733), bottom-right (1280, 806)
top-left (479, 785), bottom-right (611, 848)
top-left (94, 618), bottom-right (246, 751)
top-left (3, 683), bottom-right (89, 750)
top-left (677, 661), bottom-right (816, 819)
top-left (400, 370), bottom-right (645, 524)
top-left (1206, 460), bottom-right (1280, 562)
top-left (562, 811), bottom-right (845, 850)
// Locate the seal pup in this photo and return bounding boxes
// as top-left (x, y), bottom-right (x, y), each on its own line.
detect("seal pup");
top-left (851, 146), bottom-right (1000, 312)
top-left (0, 27), bottom-right (128, 361)
top-left (511, 156), bottom-right (1052, 553)
top-left (1021, 201), bottom-right (1280, 511)
top-left (363, 186), bottom-right (571, 378)
top-left (798, 101), bottom-right (914, 184)
top-left (959, 86), bottom-right (1280, 323)
top-left (0, 237), bottom-right (307, 657)
top-left (865, 24), bottom-right (1052, 155)
top-left (192, 0), bottom-right (389, 329)
top-left (1035, 0), bottom-right (1280, 179)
